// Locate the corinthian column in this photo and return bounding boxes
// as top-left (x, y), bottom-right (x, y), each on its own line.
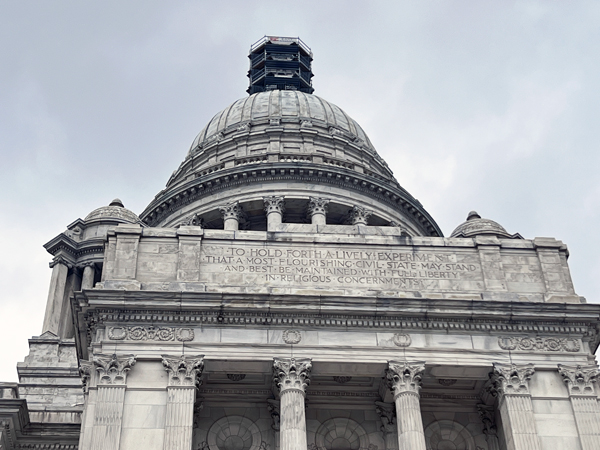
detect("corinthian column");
top-left (219, 201), bottom-right (245, 230)
top-left (347, 205), bottom-right (372, 225)
top-left (558, 364), bottom-right (600, 450)
top-left (385, 361), bottom-right (427, 450)
top-left (264, 196), bottom-right (285, 230)
top-left (307, 197), bottom-right (329, 225)
top-left (488, 363), bottom-right (541, 450)
top-left (89, 354), bottom-right (136, 450)
top-left (162, 355), bottom-right (205, 450)
top-left (272, 357), bottom-right (312, 450)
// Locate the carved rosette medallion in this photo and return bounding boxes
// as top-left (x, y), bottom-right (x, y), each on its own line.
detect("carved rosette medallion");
top-left (385, 360), bottom-right (425, 397)
top-left (93, 353), bottom-right (136, 385)
top-left (282, 329), bottom-right (302, 344)
top-left (263, 196), bottom-right (285, 215)
top-left (558, 364), bottom-right (600, 396)
top-left (307, 197), bottom-right (330, 217)
top-left (488, 363), bottom-right (535, 399)
top-left (162, 355), bottom-right (205, 387)
top-left (498, 336), bottom-right (580, 352)
top-left (392, 333), bottom-right (411, 347)
top-left (272, 357), bottom-right (312, 396)
top-left (346, 205), bottom-right (372, 225)
top-left (107, 326), bottom-right (194, 342)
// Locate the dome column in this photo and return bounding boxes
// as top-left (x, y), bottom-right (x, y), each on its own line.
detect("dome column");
top-left (307, 197), bottom-right (329, 225)
top-left (347, 205), bottom-right (372, 225)
top-left (80, 262), bottom-right (96, 290)
top-left (385, 361), bottom-right (427, 450)
top-left (219, 201), bottom-right (245, 231)
top-left (42, 255), bottom-right (74, 338)
top-left (272, 357), bottom-right (312, 450)
top-left (264, 196), bottom-right (285, 230)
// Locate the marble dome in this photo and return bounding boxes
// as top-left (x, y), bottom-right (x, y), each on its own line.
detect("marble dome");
top-left (450, 211), bottom-right (515, 239)
top-left (84, 199), bottom-right (140, 224)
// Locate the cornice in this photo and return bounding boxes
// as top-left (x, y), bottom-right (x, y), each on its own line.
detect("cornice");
top-left (139, 162), bottom-right (441, 236)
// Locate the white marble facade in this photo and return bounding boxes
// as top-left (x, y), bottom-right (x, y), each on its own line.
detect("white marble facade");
top-left (1, 65), bottom-right (600, 450)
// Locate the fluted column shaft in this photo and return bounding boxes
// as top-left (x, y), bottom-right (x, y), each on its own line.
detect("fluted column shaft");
top-left (164, 387), bottom-right (196, 449)
top-left (90, 385), bottom-right (126, 450)
top-left (385, 361), bottom-right (426, 450)
top-left (162, 355), bottom-right (204, 450)
top-left (273, 357), bottom-right (312, 450)
top-left (559, 364), bottom-right (600, 450)
top-left (490, 363), bottom-right (541, 450)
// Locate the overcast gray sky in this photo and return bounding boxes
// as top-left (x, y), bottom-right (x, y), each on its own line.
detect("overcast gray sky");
top-left (1, 1), bottom-right (599, 381)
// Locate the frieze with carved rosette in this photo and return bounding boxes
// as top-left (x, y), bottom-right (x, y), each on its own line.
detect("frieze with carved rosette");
top-left (346, 205), bottom-right (372, 225)
top-left (272, 357), bottom-right (312, 396)
top-left (558, 364), bottom-right (600, 396)
top-left (264, 196), bottom-right (285, 215)
top-left (498, 336), bottom-right (580, 352)
top-left (162, 355), bottom-right (205, 387)
top-left (488, 363), bottom-right (535, 399)
top-left (93, 353), bottom-right (136, 385)
top-left (385, 361), bottom-right (425, 397)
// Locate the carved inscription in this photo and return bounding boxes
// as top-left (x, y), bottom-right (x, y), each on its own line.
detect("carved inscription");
top-left (201, 245), bottom-right (483, 291)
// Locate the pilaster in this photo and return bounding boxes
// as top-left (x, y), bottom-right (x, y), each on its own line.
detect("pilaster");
top-left (385, 361), bottom-right (426, 450)
top-left (488, 363), bottom-right (541, 450)
top-left (113, 225), bottom-right (142, 280)
top-left (176, 227), bottom-right (203, 281)
top-left (272, 357), bottom-right (312, 450)
top-left (41, 255), bottom-right (72, 337)
top-left (375, 401), bottom-right (398, 450)
top-left (475, 236), bottom-right (507, 291)
top-left (162, 355), bottom-right (205, 450)
top-left (477, 404), bottom-right (500, 450)
top-left (558, 364), bottom-right (600, 450)
top-left (268, 398), bottom-right (281, 450)
top-left (89, 354), bottom-right (136, 450)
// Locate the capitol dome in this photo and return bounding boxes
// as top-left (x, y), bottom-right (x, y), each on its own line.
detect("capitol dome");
top-left (450, 211), bottom-right (519, 239)
top-left (84, 199), bottom-right (140, 224)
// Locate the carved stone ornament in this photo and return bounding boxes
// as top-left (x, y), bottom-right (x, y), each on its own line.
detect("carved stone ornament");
top-left (227, 373), bottom-right (246, 382)
top-left (477, 404), bottom-right (497, 437)
top-left (558, 364), bottom-right (600, 396)
top-left (307, 197), bottom-right (330, 216)
top-left (93, 353), bottom-right (136, 385)
top-left (498, 336), bottom-right (580, 352)
top-left (392, 333), bottom-right (411, 347)
top-left (218, 201), bottom-right (246, 222)
top-left (162, 355), bottom-right (204, 387)
top-left (375, 400), bottom-right (396, 433)
top-left (346, 205), bottom-right (372, 225)
top-left (79, 360), bottom-right (93, 394)
top-left (282, 329), bottom-right (302, 344)
top-left (385, 360), bottom-right (425, 396)
top-left (333, 376), bottom-right (352, 384)
top-left (108, 326), bottom-right (194, 342)
top-left (263, 196), bottom-right (285, 215)
top-left (438, 379), bottom-right (457, 387)
top-left (267, 398), bottom-right (280, 431)
top-left (178, 213), bottom-right (204, 228)
top-left (272, 357), bottom-right (312, 395)
top-left (49, 255), bottom-right (74, 269)
top-left (488, 363), bottom-right (535, 399)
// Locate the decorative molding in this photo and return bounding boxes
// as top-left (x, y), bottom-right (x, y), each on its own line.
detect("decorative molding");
top-left (15, 446), bottom-right (79, 450)
top-left (162, 354), bottom-right (204, 387)
top-left (346, 205), bottom-right (372, 225)
top-left (488, 363), bottom-right (535, 399)
top-left (333, 376), bottom-right (352, 384)
top-left (93, 353), bottom-right (136, 385)
top-left (385, 360), bottom-right (425, 396)
top-left (558, 364), bottom-right (600, 396)
top-left (392, 333), bottom-right (411, 347)
top-left (107, 326), bottom-right (194, 342)
top-left (375, 400), bottom-right (395, 433)
top-left (282, 329), bottom-right (302, 344)
top-left (267, 398), bottom-right (280, 431)
top-left (307, 197), bottom-right (330, 216)
top-left (272, 357), bottom-right (312, 395)
top-left (79, 360), bottom-right (93, 393)
top-left (263, 196), bottom-right (285, 215)
top-left (498, 336), bottom-right (581, 352)
top-left (177, 213), bottom-right (204, 228)
top-left (438, 379), bottom-right (457, 387)
top-left (226, 374), bottom-right (246, 382)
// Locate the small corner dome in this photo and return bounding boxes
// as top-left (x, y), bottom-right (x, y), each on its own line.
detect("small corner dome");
top-left (84, 199), bottom-right (140, 224)
top-left (450, 211), bottom-right (515, 239)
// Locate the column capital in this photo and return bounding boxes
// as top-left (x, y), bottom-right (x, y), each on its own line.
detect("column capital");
top-left (179, 213), bottom-right (204, 228)
top-left (272, 357), bottom-right (312, 396)
top-left (558, 364), bottom-right (599, 396)
top-left (346, 205), bottom-right (372, 225)
top-left (488, 363), bottom-right (535, 399)
top-left (385, 361), bottom-right (425, 397)
top-left (218, 201), bottom-right (245, 221)
top-left (264, 196), bottom-right (285, 215)
top-left (162, 355), bottom-right (205, 387)
top-left (307, 197), bottom-right (330, 216)
top-left (49, 255), bottom-right (74, 269)
top-left (93, 353), bottom-right (136, 385)
top-left (79, 360), bottom-right (93, 393)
